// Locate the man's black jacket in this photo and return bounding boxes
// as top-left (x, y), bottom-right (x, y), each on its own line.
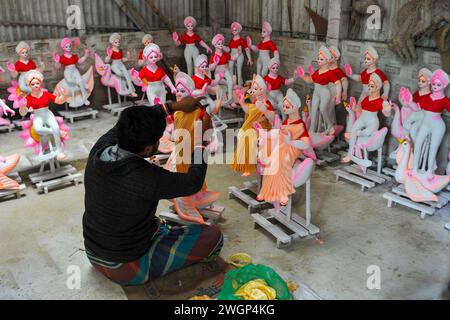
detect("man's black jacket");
top-left (83, 105), bottom-right (207, 263)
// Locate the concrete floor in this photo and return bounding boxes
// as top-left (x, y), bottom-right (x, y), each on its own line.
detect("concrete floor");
top-left (0, 112), bottom-right (449, 300)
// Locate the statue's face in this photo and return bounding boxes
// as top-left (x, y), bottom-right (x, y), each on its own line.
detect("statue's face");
top-left (232, 27), bottom-right (240, 36)
top-left (316, 53), bottom-right (327, 66)
top-left (30, 78), bottom-right (42, 90)
top-left (283, 98), bottom-right (297, 115)
top-left (144, 39), bottom-right (152, 46)
top-left (214, 39), bottom-right (224, 50)
top-left (186, 23), bottom-right (194, 31)
top-left (261, 29), bottom-right (267, 38)
top-left (367, 80), bottom-right (379, 95)
top-left (112, 39), bottom-right (121, 47)
top-left (418, 75), bottom-right (429, 89)
top-left (248, 81), bottom-right (264, 98)
top-left (269, 63), bottom-right (279, 74)
top-left (198, 61), bottom-right (209, 73)
top-left (364, 53), bottom-right (376, 67)
top-left (176, 83), bottom-right (191, 100)
top-left (147, 52), bottom-right (159, 64)
top-left (431, 78), bottom-right (445, 93)
top-left (64, 43), bottom-right (72, 52)
top-left (19, 48), bottom-right (29, 59)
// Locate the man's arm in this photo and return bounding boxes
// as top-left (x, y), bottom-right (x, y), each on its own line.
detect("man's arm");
top-left (152, 146), bottom-right (209, 200)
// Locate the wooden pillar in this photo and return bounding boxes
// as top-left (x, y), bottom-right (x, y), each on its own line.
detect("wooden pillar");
top-left (326, 0), bottom-right (351, 46)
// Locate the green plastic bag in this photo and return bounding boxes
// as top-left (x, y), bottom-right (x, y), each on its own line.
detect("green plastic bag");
top-left (218, 264), bottom-right (293, 300)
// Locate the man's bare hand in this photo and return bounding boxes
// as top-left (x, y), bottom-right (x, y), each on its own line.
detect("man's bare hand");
top-left (194, 113), bottom-right (213, 147)
top-left (171, 96), bottom-right (204, 113)
top-left (201, 113), bottom-right (213, 134)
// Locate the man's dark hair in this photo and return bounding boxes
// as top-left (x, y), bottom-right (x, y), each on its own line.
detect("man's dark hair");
top-left (117, 106), bottom-right (166, 154)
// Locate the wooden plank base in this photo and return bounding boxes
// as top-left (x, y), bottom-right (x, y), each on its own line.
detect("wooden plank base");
top-left (0, 172), bottom-right (26, 201)
top-left (59, 108), bottom-right (98, 124)
top-left (103, 101), bottom-right (134, 114)
top-left (228, 183), bottom-right (273, 214)
top-left (383, 192), bottom-right (436, 220)
top-left (0, 184), bottom-right (26, 201)
top-left (335, 165), bottom-right (389, 192)
top-left (0, 124), bottom-right (14, 133)
top-left (252, 209), bottom-right (320, 249)
top-left (29, 164), bottom-right (82, 194)
top-left (383, 184), bottom-right (450, 220)
top-left (382, 167), bottom-right (396, 177)
top-left (13, 120), bottom-right (26, 130)
top-left (316, 151), bottom-right (340, 166)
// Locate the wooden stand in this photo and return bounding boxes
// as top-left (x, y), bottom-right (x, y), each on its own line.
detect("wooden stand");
top-left (0, 123), bottom-right (14, 133)
top-left (383, 185), bottom-right (450, 220)
top-left (218, 106), bottom-right (244, 128)
top-left (159, 205), bottom-right (225, 226)
top-left (29, 158), bottom-right (82, 195)
top-left (13, 119), bottom-right (27, 130)
top-left (316, 150), bottom-right (340, 166)
top-left (382, 167), bottom-right (396, 177)
top-left (228, 178), bottom-right (273, 214)
top-left (335, 164), bottom-right (391, 192)
top-left (102, 87), bottom-right (134, 116)
top-left (134, 92), bottom-right (149, 106)
top-left (0, 172), bottom-right (26, 201)
top-left (252, 180), bottom-right (320, 248)
top-left (59, 103), bottom-right (98, 124)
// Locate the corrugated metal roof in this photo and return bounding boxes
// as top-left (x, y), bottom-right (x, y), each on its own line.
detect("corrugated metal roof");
top-left (0, 0), bottom-right (208, 42)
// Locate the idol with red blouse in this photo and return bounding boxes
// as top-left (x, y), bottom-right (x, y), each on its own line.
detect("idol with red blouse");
top-left (247, 21), bottom-right (279, 77)
top-left (394, 68), bottom-right (433, 142)
top-left (105, 33), bottom-right (137, 98)
top-left (327, 46), bottom-right (349, 128)
top-left (192, 54), bottom-right (225, 97)
top-left (6, 42), bottom-right (45, 112)
top-left (133, 43), bottom-right (176, 106)
top-left (298, 46), bottom-right (342, 136)
top-left (411, 69), bottom-right (450, 179)
top-left (342, 73), bottom-right (392, 166)
top-left (173, 16), bottom-right (212, 77)
top-left (53, 37), bottom-right (93, 107)
top-left (209, 34), bottom-right (240, 105)
top-left (345, 46), bottom-right (390, 104)
top-left (22, 70), bottom-right (69, 161)
top-left (137, 34), bottom-right (153, 67)
top-left (264, 57), bottom-right (299, 120)
top-left (223, 22), bottom-right (253, 87)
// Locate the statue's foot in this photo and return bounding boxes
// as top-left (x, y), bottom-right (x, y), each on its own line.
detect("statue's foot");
top-left (328, 127), bottom-right (336, 136)
top-left (85, 100), bottom-right (91, 106)
top-left (57, 152), bottom-right (67, 161)
top-left (130, 92), bottom-right (138, 98)
top-left (344, 132), bottom-right (350, 141)
top-left (425, 171), bottom-right (435, 181)
top-left (280, 197), bottom-right (289, 206)
top-left (242, 172), bottom-right (251, 177)
top-left (341, 155), bottom-right (351, 163)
